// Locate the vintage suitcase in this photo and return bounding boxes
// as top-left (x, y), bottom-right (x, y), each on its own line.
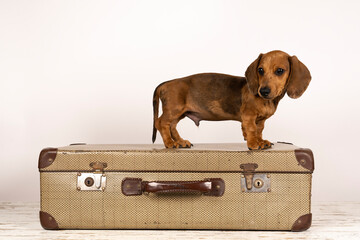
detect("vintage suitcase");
top-left (38, 142), bottom-right (314, 231)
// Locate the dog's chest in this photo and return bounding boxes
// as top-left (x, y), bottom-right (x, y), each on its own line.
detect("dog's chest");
top-left (257, 100), bottom-right (276, 119)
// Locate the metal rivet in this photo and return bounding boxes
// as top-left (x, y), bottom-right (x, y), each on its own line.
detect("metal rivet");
top-left (77, 172), bottom-right (81, 176)
top-left (298, 220), bottom-right (302, 224)
top-left (49, 217), bottom-right (52, 221)
top-left (267, 174), bottom-right (271, 178)
top-left (267, 188), bottom-right (271, 192)
top-left (216, 185), bottom-right (220, 189)
top-left (102, 187), bottom-right (105, 191)
top-left (300, 159), bottom-right (306, 165)
top-left (48, 158), bottom-right (53, 162)
top-left (102, 174), bottom-right (106, 177)
top-left (77, 187), bottom-right (81, 191)
top-left (126, 184), bottom-right (131, 189)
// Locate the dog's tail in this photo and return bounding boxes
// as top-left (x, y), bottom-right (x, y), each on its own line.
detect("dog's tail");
top-left (152, 84), bottom-right (161, 143)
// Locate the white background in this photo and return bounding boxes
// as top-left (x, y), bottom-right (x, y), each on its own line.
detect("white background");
top-left (1, 0), bottom-right (359, 201)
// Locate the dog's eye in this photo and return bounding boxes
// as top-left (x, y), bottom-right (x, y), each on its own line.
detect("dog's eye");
top-left (275, 68), bottom-right (284, 76)
top-left (258, 68), bottom-right (264, 76)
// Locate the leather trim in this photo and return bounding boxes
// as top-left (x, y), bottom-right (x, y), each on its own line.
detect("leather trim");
top-left (122, 178), bottom-right (143, 196)
top-left (40, 169), bottom-right (310, 174)
top-left (277, 141), bottom-right (293, 145)
top-left (39, 211), bottom-right (59, 230)
top-left (38, 148), bottom-right (58, 169)
top-left (291, 213), bottom-right (312, 231)
top-left (295, 148), bottom-right (314, 172)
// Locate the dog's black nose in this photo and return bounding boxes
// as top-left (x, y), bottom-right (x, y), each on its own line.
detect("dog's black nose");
top-left (259, 87), bottom-right (271, 97)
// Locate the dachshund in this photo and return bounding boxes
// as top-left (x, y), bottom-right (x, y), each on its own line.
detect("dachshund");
top-left (152, 50), bottom-right (311, 150)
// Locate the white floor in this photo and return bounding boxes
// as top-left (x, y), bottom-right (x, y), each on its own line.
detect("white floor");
top-left (0, 202), bottom-right (359, 240)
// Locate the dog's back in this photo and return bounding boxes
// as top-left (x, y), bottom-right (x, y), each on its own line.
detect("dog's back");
top-left (185, 73), bottom-right (247, 116)
top-left (152, 73), bottom-right (247, 144)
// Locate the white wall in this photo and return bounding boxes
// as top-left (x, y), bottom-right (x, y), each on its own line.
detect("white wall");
top-left (1, 0), bottom-right (359, 201)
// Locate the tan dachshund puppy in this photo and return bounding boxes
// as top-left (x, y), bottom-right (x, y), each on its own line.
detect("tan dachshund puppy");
top-left (152, 50), bottom-right (311, 150)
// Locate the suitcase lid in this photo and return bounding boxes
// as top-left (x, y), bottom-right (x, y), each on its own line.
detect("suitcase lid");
top-left (38, 142), bottom-right (314, 173)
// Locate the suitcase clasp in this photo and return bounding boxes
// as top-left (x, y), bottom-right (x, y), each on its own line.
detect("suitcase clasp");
top-left (240, 163), bottom-right (258, 190)
top-left (240, 163), bottom-right (271, 193)
top-left (76, 162), bottom-right (108, 191)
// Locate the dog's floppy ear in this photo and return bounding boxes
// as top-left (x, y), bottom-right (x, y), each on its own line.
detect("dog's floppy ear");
top-left (245, 54), bottom-right (263, 95)
top-left (287, 56), bottom-right (311, 99)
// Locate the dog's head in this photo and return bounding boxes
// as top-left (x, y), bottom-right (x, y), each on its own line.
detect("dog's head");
top-left (245, 50), bottom-right (311, 99)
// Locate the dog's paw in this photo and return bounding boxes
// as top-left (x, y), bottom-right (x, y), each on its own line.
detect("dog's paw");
top-left (164, 141), bottom-right (178, 148)
top-left (259, 140), bottom-right (272, 149)
top-left (247, 140), bottom-right (261, 150)
top-left (164, 141), bottom-right (192, 149)
top-left (177, 140), bottom-right (193, 148)
top-left (247, 139), bottom-right (272, 150)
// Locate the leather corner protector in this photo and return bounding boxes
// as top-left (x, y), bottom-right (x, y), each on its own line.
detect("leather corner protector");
top-left (295, 148), bottom-right (314, 172)
top-left (122, 178), bottom-right (143, 196)
top-left (291, 213), bottom-right (312, 232)
top-left (39, 211), bottom-right (59, 230)
top-left (38, 148), bottom-right (58, 169)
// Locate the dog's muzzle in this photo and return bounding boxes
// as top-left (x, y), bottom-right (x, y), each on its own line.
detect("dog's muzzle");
top-left (259, 87), bottom-right (271, 98)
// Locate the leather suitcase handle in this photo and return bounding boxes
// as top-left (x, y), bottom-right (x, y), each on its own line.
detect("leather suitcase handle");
top-left (144, 180), bottom-right (211, 193)
top-left (122, 178), bottom-right (225, 197)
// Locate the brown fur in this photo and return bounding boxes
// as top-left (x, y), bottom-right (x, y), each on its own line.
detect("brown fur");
top-left (152, 50), bottom-right (311, 149)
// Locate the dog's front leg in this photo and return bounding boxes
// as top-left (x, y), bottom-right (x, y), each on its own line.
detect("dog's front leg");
top-left (256, 119), bottom-right (272, 149)
top-left (242, 116), bottom-right (260, 150)
top-left (241, 123), bottom-right (247, 141)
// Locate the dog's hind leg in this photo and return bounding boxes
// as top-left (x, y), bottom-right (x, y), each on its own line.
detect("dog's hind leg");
top-left (155, 115), bottom-right (176, 148)
top-left (170, 117), bottom-right (192, 148)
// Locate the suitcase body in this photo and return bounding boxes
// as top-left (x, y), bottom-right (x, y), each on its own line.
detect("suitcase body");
top-left (38, 143), bottom-right (314, 231)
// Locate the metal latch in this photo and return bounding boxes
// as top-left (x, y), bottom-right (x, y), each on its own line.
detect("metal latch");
top-left (77, 162), bottom-right (107, 191)
top-left (240, 163), bottom-right (271, 193)
top-left (240, 173), bottom-right (271, 193)
top-left (240, 163), bottom-right (258, 190)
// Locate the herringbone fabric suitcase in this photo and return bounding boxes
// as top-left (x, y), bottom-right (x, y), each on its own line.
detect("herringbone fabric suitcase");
top-left (38, 142), bottom-right (314, 231)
